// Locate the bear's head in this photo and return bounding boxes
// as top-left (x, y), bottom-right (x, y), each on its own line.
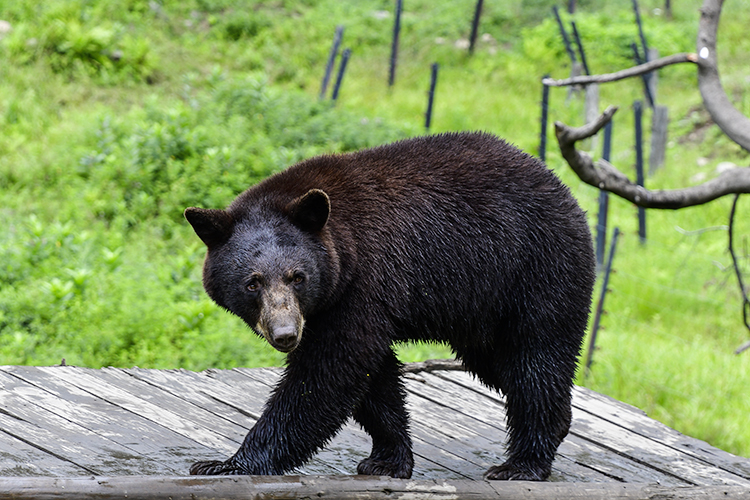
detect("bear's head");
top-left (185, 189), bottom-right (331, 353)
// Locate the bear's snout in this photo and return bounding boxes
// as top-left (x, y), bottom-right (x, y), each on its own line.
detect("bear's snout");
top-left (270, 324), bottom-right (299, 352)
top-left (255, 284), bottom-right (305, 353)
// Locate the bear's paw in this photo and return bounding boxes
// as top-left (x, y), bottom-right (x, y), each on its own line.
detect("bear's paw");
top-left (484, 462), bottom-right (549, 481)
top-left (190, 460), bottom-right (246, 476)
top-left (357, 457), bottom-right (412, 479)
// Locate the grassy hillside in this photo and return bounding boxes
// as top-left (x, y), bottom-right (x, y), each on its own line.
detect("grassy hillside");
top-left (1, 0), bottom-right (749, 457)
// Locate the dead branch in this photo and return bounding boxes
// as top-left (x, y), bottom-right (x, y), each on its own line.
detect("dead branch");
top-left (554, 109), bottom-right (750, 209)
top-left (542, 53), bottom-right (698, 88)
top-left (697, 0), bottom-right (750, 152)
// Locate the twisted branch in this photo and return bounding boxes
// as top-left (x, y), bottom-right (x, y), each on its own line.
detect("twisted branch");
top-left (555, 108), bottom-right (750, 209)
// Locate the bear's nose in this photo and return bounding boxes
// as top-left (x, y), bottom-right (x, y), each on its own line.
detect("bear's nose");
top-left (272, 326), bottom-right (298, 351)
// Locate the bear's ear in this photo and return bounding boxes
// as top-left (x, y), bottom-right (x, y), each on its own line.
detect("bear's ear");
top-left (184, 207), bottom-right (234, 248)
top-left (286, 189), bottom-right (330, 233)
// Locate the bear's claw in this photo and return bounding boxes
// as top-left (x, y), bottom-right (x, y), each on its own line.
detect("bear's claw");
top-left (190, 460), bottom-right (245, 476)
top-left (357, 457), bottom-right (412, 479)
top-left (484, 462), bottom-right (549, 481)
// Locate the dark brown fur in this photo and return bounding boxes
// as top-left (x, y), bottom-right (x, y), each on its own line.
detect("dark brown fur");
top-left (185, 132), bottom-right (596, 480)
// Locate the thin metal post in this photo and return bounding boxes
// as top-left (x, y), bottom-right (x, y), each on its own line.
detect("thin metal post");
top-left (389, 0), bottom-right (403, 87)
top-left (425, 63), bottom-right (439, 130)
top-left (596, 120), bottom-right (613, 270)
top-left (331, 48), bottom-right (351, 103)
top-left (539, 75), bottom-right (550, 162)
top-left (552, 6), bottom-right (576, 65)
top-left (632, 0), bottom-right (654, 107)
top-left (570, 21), bottom-right (589, 75)
top-left (631, 43), bottom-right (655, 107)
top-left (320, 26), bottom-right (344, 99)
top-left (633, 0), bottom-right (650, 62)
top-left (585, 226), bottom-right (620, 378)
top-left (468, 0), bottom-right (484, 55)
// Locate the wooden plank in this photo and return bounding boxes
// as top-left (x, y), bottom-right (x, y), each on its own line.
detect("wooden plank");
top-left (0, 397), bottom-right (109, 476)
top-left (571, 385), bottom-right (750, 480)
top-left (0, 367), bottom-right (213, 475)
top-left (402, 372), bottom-right (672, 485)
top-left (649, 105), bottom-right (668, 175)
top-left (0, 367), bottom-right (191, 476)
top-left (122, 367), bottom-right (356, 476)
top-left (138, 366), bottom-right (750, 482)
top-left (2, 475), bottom-right (750, 500)
top-left (410, 371), bottom-right (684, 484)
top-left (207, 367), bottom-right (477, 479)
top-left (0, 433), bottom-right (86, 477)
top-left (236, 367), bottom-right (657, 482)
top-left (437, 370), bottom-right (750, 486)
top-left (403, 378), bottom-right (613, 483)
top-left (229, 367), bottom-right (600, 482)
top-left (33, 366), bottom-right (241, 455)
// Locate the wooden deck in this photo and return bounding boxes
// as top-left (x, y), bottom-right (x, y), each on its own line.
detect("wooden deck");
top-left (1, 362), bottom-right (749, 498)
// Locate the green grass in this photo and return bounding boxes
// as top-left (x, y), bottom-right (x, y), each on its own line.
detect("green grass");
top-left (1, 0), bottom-right (750, 458)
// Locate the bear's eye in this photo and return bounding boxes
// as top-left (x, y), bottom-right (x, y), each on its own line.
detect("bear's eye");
top-left (292, 273), bottom-right (305, 286)
top-left (246, 278), bottom-right (262, 293)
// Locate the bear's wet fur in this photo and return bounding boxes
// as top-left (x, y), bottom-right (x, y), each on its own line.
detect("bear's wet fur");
top-left (184, 132), bottom-right (596, 481)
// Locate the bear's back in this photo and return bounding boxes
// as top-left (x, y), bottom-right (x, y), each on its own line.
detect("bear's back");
top-left (231, 132), bottom-right (575, 227)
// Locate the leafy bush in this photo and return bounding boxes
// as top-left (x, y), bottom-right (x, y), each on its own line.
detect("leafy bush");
top-left (1, 1), bottom-right (156, 82)
top-left (74, 75), bottom-right (410, 229)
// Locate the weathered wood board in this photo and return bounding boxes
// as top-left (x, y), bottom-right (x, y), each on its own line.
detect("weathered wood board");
top-left (1, 363), bottom-right (749, 497)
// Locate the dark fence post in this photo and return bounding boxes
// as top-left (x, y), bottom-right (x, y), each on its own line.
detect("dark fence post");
top-left (552, 6), bottom-right (577, 65)
top-left (631, 43), bottom-right (655, 108)
top-left (596, 120), bottom-right (613, 271)
top-left (539, 75), bottom-right (550, 162)
top-left (331, 48), bottom-right (351, 103)
top-left (425, 63), bottom-right (439, 130)
top-left (633, 0), bottom-right (650, 62)
top-left (634, 100), bottom-right (647, 244)
top-left (320, 25), bottom-right (344, 99)
top-left (468, 0), bottom-right (484, 55)
top-left (632, 0), bottom-right (654, 107)
top-left (585, 226), bottom-right (620, 379)
top-left (389, 0), bottom-right (403, 87)
top-left (570, 20), bottom-right (589, 75)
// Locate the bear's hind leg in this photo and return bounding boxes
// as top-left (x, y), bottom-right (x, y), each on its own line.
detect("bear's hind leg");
top-left (353, 350), bottom-right (414, 479)
top-left (477, 344), bottom-right (576, 481)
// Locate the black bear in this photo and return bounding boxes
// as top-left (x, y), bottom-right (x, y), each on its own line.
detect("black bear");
top-left (184, 132), bottom-right (595, 481)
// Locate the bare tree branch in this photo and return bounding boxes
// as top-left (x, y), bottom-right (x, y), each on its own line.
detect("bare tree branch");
top-left (554, 109), bottom-right (750, 209)
top-left (542, 53), bottom-right (698, 88)
top-left (697, 0), bottom-right (750, 152)
top-left (552, 0), bottom-right (750, 209)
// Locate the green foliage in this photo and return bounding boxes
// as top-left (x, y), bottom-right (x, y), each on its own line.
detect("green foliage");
top-left (71, 75), bottom-right (410, 231)
top-left (1, 1), bottom-right (156, 82)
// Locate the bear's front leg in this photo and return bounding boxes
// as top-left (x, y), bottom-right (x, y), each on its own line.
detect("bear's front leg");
top-left (353, 349), bottom-right (413, 479)
top-left (190, 334), bottom-right (387, 476)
